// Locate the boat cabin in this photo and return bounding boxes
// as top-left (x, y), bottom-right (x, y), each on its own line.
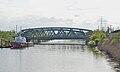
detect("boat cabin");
top-left (14, 37), bottom-right (26, 42)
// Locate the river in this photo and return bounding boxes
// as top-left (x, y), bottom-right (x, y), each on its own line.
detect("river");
top-left (0, 40), bottom-right (118, 72)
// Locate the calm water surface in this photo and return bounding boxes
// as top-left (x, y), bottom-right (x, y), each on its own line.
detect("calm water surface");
top-left (0, 40), bottom-right (117, 72)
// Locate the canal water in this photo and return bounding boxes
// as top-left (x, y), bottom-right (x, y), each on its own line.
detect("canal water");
top-left (0, 40), bottom-right (118, 72)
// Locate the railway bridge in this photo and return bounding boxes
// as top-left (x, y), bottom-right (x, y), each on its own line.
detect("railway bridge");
top-left (20, 27), bottom-right (92, 41)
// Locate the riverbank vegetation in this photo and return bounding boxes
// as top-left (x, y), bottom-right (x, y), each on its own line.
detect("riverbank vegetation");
top-left (87, 29), bottom-right (120, 70)
top-left (88, 29), bottom-right (120, 47)
top-left (0, 30), bottom-right (16, 46)
top-left (110, 32), bottom-right (120, 44)
top-left (93, 30), bottom-right (120, 68)
top-left (88, 30), bottom-right (108, 46)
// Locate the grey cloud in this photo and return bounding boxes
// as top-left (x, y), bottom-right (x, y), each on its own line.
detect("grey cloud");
top-left (0, 15), bottom-right (75, 31)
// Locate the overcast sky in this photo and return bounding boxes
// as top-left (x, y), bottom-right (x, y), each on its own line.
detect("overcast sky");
top-left (0, 0), bottom-right (120, 31)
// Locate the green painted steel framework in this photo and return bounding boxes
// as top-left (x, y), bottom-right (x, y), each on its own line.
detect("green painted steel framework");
top-left (20, 27), bottom-right (92, 40)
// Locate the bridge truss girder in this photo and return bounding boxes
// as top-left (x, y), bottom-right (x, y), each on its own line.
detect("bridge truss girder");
top-left (20, 27), bottom-right (92, 40)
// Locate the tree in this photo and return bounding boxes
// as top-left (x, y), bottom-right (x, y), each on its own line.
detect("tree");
top-left (90, 30), bottom-right (107, 42)
top-left (0, 31), bottom-right (13, 41)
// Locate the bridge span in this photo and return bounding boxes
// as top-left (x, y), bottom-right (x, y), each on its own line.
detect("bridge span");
top-left (20, 27), bottom-right (92, 41)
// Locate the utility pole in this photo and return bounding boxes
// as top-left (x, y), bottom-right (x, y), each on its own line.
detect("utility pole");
top-left (98, 16), bottom-right (107, 31)
top-left (100, 16), bottom-right (103, 30)
top-left (98, 25), bottom-right (99, 30)
top-left (110, 25), bottom-right (112, 32)
top-left (16, 25), bottom-right (18, 34)
top-left (20, 26), bottom-right (22, 31)
top-left (19, 26), bottom-right (22, 36)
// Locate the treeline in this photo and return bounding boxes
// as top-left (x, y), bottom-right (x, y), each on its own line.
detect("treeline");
top-left (88, 29), bottom-right (120, 46)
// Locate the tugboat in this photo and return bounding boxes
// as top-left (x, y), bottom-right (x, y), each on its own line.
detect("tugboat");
top-left (11, 36), bottom-right (33, 48)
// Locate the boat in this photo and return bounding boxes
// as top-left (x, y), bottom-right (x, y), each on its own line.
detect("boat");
top-left (11, 36), bottom-right (33, 48)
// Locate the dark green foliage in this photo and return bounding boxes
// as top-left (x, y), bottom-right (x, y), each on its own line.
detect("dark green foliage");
top-left (0, 31), bottom-right (15, 41)
top-left (88, 30), bottom-right (108, 46)
top-left (90, 30), bottom-right (108, 42)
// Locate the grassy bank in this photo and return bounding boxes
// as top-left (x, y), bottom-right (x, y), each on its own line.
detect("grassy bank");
top-left (98, 31), bottom-right (120, 62)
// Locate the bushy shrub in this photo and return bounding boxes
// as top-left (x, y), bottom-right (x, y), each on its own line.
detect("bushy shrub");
top-left (0, 31), bottom-right (14, 41)
top-left (88, 40), bottom-right (96, 46)
top-left (90, 30), bottom-right (108, 43)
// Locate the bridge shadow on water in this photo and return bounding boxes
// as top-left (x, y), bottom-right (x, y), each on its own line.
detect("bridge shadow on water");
top-left (35, 43), bottom-right (85, 46)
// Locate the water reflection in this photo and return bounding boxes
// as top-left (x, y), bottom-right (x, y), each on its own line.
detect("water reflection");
top-left (0, 44), bottom-right (117, 72)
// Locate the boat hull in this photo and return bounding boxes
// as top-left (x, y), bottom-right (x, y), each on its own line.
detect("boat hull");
top-left (11, 42), bottom-right (33, 48)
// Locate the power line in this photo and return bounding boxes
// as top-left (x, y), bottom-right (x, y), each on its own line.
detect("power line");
top-left (98, 16), bottom-right (107, 31)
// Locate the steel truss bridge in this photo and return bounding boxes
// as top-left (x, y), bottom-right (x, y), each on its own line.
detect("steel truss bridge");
top-left (20, 27), bottom-right (92, 40)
